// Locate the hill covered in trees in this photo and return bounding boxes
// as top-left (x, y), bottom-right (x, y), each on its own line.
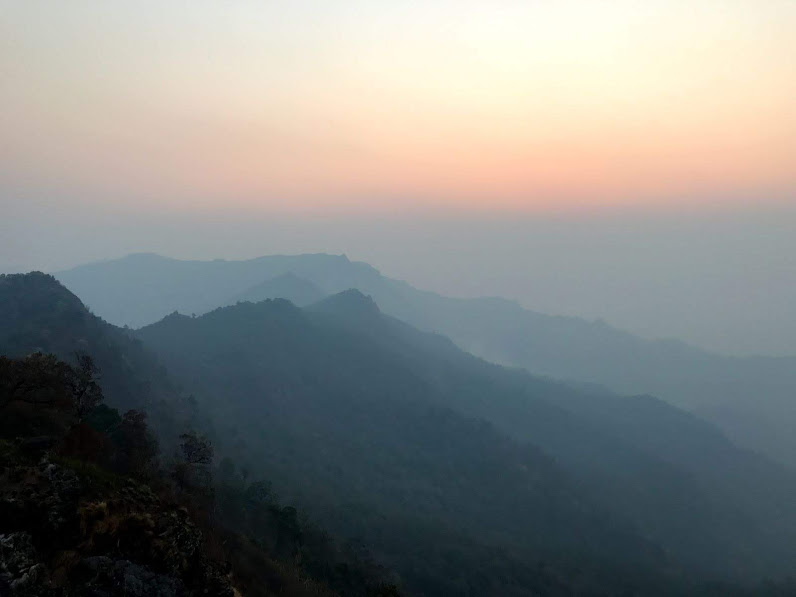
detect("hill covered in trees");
top-left (137, 290), bottom-right (796, 588)
top-left (0, 274), bottom-right (400, 596)
top-left (55, 253), bottom-right (796, 468)
top-left (5, 272), bottom-right (796, 595)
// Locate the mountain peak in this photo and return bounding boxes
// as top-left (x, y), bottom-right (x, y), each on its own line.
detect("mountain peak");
top-left (126, 252), bottom-right (167, 259)
top-left (0, 271), bottom-right (86, 315)
top-left (106, 252), bottom-right (173, 265)
top-left (310, 289), bottom-right (381, 317)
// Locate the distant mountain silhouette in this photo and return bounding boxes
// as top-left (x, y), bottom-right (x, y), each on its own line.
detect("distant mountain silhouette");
top-left (232, 272), bottom-right (325, 307)
top-left (55, 253), bottom-right (796, 467)
top-left (55, 253), bottom-right (378, 327)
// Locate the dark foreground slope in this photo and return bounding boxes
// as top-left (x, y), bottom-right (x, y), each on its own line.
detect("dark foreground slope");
top-left (55, 253), bottom-right (796, 467)
top-left (0, 272), bottom-right (190, 443)
top-left (0, 352), bottom-right (400, 597)
top-left (0, 440), bottom-right (237, 597)
top-left (0, 274), bottom-right (405, 596)
top-left (137, 292), bottom-right (796, 588)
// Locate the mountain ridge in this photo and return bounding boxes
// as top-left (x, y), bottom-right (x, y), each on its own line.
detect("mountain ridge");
top-left (136, 288), bottom-right (796, 583)
top-left (53, 253), bottom-right (796, 467)
top-left (6, 272), bottom-right (796, 594)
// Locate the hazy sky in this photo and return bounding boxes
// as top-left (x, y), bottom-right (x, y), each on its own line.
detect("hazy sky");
top-left (2, 0), bottom-right (794, 208)
top-left (2, 1), bottom-right (795, 355)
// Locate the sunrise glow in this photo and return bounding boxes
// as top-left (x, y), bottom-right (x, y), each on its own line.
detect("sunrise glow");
top-left (2, 0), bottom-right (794, 211)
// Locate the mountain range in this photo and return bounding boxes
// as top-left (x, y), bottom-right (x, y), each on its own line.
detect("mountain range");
top-left (5, 270), bottom-right (796, 594)
top-left (56, 253), bottom-right (796, 468)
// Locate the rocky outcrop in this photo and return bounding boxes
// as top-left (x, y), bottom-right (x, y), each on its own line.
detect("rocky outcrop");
top-left (0, 456), bottom-right (234, 597)
top-left (0, 532), bottom-right (49, 596)
top-left (72, 557), bottom-right (185, 597)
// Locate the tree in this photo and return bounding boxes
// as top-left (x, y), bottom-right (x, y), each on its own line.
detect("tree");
top-left (0, 353), bottom-right (72, 411)
top-left (64, 353), bottom-right (104, 423)
top-left (174, 431), bottom-right (215, 502)
top-left (114, 410), bottom-right (159, 477)
top-left (217, 457), bottom-right (237, 484)
top-left (244, 480), bottom-right (274, 508)
top-left (86, 404), bottom-right (123, 433)
top-left (180, 431), bottom-right (213, 465)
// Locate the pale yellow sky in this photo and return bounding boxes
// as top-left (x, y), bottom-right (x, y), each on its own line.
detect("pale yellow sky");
top-left (1, 0), bottom-right (794, 211)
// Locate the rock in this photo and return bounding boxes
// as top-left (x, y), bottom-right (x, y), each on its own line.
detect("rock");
top-left (0, 532), bottom-right (50, 595)
top-left (113, 560), bottom-right (183, 597)
top-left (72, 557), bottom-right (185, 597)
top-left (0, 459), bottom-right (235, 597)
top-left (81, 556), bottom-right (113, 573)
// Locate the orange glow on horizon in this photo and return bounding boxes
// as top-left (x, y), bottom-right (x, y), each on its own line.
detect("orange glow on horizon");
top-left (1, 0), bottom-right (794, 213)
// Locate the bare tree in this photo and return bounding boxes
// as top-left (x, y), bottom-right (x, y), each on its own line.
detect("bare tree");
top-left (65, 353), bottom-right (104, 423)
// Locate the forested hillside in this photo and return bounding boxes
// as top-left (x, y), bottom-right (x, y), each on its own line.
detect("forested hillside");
top-left (6, 272), bottom-right (796, 595)
top-left (0, 352), bottom-right (400, 596)
top-left (56, 253), bottom-right (796, 467)
top-left (137, 299), bottom-right (675, 595)
top-left (0, 274), bottom-right (400, 596)
top-left (137, 290), bottom-right (796, 585)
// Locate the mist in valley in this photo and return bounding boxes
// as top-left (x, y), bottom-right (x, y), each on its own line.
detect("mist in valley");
top-left (4, 201), bottom-right (796, 357)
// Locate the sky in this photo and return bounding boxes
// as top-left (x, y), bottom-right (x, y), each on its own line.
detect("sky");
top-left (1, 1), bottom-right (795, 355)
top-left (2, 0), bottom-right (794, 208)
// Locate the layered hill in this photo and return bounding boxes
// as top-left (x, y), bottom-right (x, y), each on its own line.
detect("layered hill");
top-left (138, 297), bottom-right (675, 595)
top-left (0, 272), bottom-right (188, 441)
top-left (5, 272), bottom-right (796, 594)
top-left (55, 253), bottom-right (796, 468)
top-left (136, 290), bottom-right (796, 586)
top-left (0, 274), bottom-right (403, 596)
top-left (1, 273), bottom-right (678, 596)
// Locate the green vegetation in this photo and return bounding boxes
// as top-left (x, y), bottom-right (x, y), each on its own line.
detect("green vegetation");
top-left (0, 351), bottom-right (400, 596)
top-left (135, 291), bottom-right (796, 587)
top-left (55, 253), bottom-right (796, 468)
top-left (3, 272), bottom-right (796, 596)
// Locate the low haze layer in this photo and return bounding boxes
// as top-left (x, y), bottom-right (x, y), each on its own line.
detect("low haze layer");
top-left (2, 1), bottom-right (794, 355)
top-left (4, 203), bottom-right (796, 356)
